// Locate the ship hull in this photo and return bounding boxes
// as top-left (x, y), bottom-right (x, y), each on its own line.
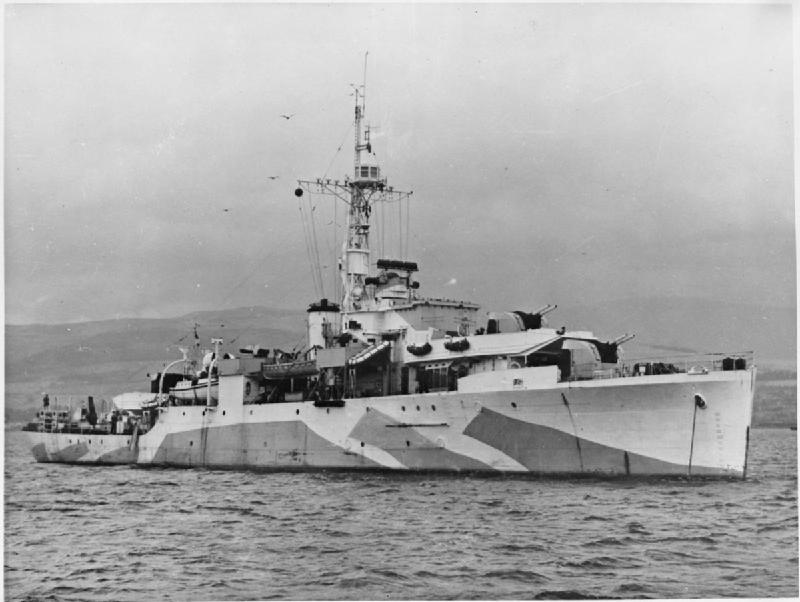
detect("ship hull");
top-left (27, 431), bottom-right (137, 464)
top-left (28, 368), bottom-right (746, 476)
top-left (27, 369), bottom-right (755, 477)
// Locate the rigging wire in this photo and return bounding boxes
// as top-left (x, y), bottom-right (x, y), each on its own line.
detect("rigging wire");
top-left (398, 195), bottom-right (403, 259)
top-left (406, 194), bottom-right (411, 261)
top-left (306, 195), bottom-right (326, 298)
top-left (297, 203), bottom-right (313, 295)
top-left (298, 202), bottom-right (322, 298)
top-left (310, 204), bottom-right (325, 297)
top-left (300, 191), bottom-right (336, 301)
top-left (310, 205), bottom-right (325, 297)
top-left (333, 198), bottom-right (339, 301)
top-left (300, 117), bottom-right (354, 303)
top-left (323, 122), bottom-right (354, 181)
top-left (321, 203), bottom-right (336, 298)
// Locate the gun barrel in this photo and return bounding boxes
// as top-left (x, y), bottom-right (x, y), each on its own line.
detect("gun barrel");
top-left (533, 304), bottom-right (557, 317)
top-left (611, 333), bottom-right (635, 345)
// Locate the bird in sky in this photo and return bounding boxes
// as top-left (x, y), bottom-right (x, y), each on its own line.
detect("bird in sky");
top-left (223, 208), bottom-right (230, 212)
top-left (280, 114), bottom-right (295, 120)
top-left (267, 175), bottom-right (279, 180)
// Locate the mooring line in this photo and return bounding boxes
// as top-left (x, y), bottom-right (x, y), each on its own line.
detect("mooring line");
top-left (561, 393), bottom-right (584, 472)
top-left (688, 401), bottom-right (698, 475)
top-left (743, 426), bottom-right (750, 479)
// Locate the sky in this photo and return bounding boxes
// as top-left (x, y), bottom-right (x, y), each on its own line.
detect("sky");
top-left (4, 3), bottom-right (795, 325)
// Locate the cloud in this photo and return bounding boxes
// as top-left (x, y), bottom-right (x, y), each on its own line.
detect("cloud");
top-left (4, 3), bottom-right (794, 324)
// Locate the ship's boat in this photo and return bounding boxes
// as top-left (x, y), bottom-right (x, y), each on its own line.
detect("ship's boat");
top-left (169, 379), bottom-right (218, 404)
top-left (112, 391), bottom-right (158, 410)
top-left (262, 359), bottom-right (318, 379)
top-left (24, 61), bottom-right (756, 478)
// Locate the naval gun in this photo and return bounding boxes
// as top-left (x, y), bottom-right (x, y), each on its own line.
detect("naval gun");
top-left (486, 304), bottom-right (558, 333)
top-left (515, 304), bottom-right (558, 330)
top-left (592, 333), bottom-right (636, 364)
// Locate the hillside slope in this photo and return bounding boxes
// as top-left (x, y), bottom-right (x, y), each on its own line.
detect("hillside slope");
top-left (5, 306), bottom-right (305, 421)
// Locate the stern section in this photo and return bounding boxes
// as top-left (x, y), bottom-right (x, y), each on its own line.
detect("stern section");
top-left (27, 431), bottom-right (138, 464)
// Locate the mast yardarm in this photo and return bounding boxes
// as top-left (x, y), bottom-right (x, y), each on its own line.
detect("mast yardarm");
top-left (295, 56), bottom-right (413, 317)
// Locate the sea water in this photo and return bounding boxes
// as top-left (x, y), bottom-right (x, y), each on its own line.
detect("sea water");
top-left (4, 427), bottom-right (797, 600)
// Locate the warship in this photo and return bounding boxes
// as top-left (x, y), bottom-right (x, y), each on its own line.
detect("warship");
top-left (25, 67), bottom-right (755, 477)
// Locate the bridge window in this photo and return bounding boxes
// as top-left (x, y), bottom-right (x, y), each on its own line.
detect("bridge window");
top-left (422, 363), bottom-right (451, 392)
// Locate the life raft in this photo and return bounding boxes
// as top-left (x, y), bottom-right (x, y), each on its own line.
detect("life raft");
top-left (406, 342), bottom-right (432, 356)
top-left (444, 338), bottom-right (470, 352)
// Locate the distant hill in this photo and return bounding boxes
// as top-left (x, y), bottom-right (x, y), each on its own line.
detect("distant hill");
top-left (5, 306), bottom-right (306, 422)
top-left (5, 299), bottom-right (795, 425)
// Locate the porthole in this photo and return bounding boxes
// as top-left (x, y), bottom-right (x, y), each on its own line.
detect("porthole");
top-left (88, 439), bottom-right (91, 444)
top-left (250, 410), bottom-right (253, 415)
top-left (326, 408), bottom-right (330, 414)
top-left (406, 440), bottom-right (411, 447)
top-left (189, 441), bottom-right (193, 446)
top-left (360, 441), bottom-right (365, 447)
top-left (182, 411), bottom-right (186, 416)
top-left (296, 409), bottom-right (300, 415)
top-left (511, 402), bottom-right (517, 409)
top-left (222, 410), bottom-right (226, 416)
top-left (68, 439), bottom-right (72, 444)
top-left (127, 439), bottom-right (130, 444)
top-left (401, 406), bottom-right (406, 412)
top-left (416, 405), bottom-right (420, 411)
top-left (431, 405), bottom-right (436, 411)
top-left (366, 407), bottom-right (371, 412)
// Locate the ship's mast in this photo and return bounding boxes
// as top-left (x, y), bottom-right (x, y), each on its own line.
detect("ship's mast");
top-left (295, 54), bottom-right (412, 319)
top-left (354, 52), bottom-right (370, 180)
top-left (342, 55), bottom-right (373, 314)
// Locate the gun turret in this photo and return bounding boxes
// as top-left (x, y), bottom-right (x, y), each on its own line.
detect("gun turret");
top-left (500, 304), bottom-right (558, 332)
top-left (593, 333), bottom-right (635, 364)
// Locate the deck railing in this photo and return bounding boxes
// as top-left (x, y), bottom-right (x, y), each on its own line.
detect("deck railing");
top-left (21, 395), bottom-right (146, 435)
top-left (568, 350), bottom-right (754, 382)
top-left (22, 410), bottom-right (112, 434)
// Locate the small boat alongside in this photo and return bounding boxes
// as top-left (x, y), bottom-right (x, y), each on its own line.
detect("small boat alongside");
top-left (23, 394), bottom-right (155, 463)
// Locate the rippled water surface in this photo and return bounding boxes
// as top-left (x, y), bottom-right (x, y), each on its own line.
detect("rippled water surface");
top-left (5, 428), bottom-right (797, 600)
